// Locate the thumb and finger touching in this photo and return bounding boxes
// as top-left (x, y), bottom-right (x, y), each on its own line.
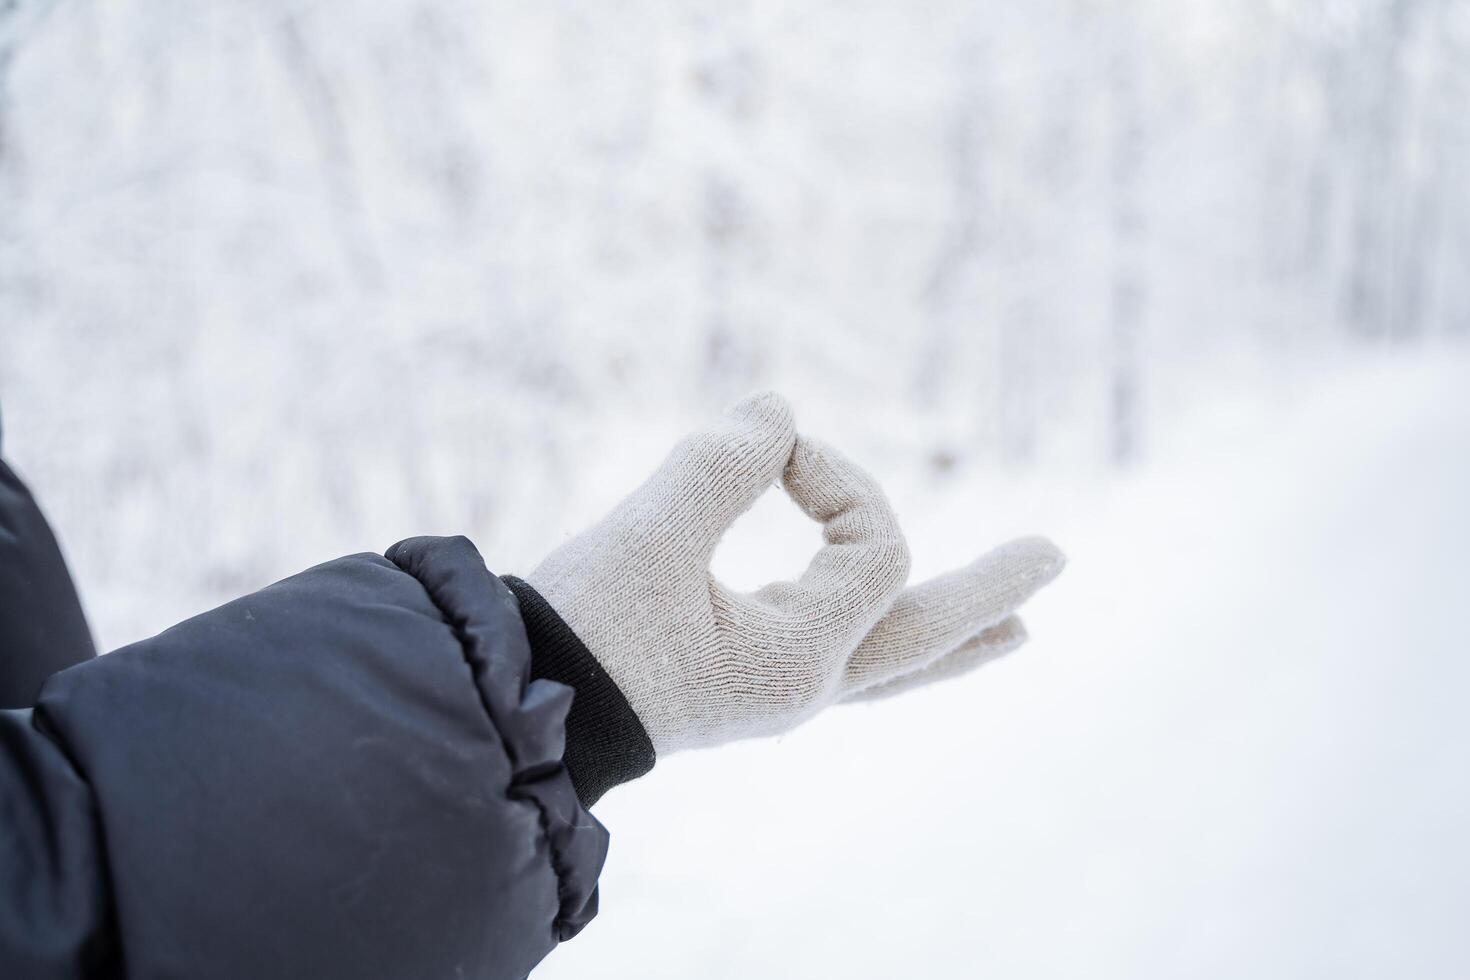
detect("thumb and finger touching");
top-left (675, 392), bottom-right (1062, 697)
top-left (639, 391), bottom-right (797, 554)
top-left (711, 433), bottom-right (911, 670)
top-left (547, 390), bottom-right (1063, 750)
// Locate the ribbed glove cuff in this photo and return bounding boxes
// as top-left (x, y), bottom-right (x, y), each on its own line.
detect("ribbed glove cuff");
top-left (502, 575), bottom-right (656, 807)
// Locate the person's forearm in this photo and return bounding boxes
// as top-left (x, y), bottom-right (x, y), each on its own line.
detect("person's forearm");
top-left (0, 448), bottom-right (96, 707)
top-left (2, 536), bottom-right (604, 979)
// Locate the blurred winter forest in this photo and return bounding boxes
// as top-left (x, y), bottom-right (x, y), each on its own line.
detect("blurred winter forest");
top-left (3, 0), bottom-right (1468, 601)
top-left (2, 1), bottom-right (1469, 977)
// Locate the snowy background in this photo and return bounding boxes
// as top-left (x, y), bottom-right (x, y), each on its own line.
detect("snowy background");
top-left (2, 0), bottom-right (1468, 976)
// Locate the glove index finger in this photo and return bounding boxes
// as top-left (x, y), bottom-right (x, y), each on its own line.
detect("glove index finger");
top-left (712, 435), bottom-right (911, 664)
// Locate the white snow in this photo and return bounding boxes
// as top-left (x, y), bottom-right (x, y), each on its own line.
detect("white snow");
top-left (2, 0), bottom-right (1469, 975)
top-left (536, 351), bottom-right (1470, 979)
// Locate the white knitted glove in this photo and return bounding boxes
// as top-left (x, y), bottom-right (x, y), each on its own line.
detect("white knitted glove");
top-left (526, 392), bottom-right (1064, 754)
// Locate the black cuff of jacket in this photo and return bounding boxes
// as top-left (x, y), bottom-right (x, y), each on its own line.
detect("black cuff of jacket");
top-left (501, 576), bottom-right (655, 808)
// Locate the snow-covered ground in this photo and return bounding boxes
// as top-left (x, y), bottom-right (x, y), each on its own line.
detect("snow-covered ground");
top-left (5, 330), bottom-right (1468, 976)
top-left (533, 349), bottom-right (1470, 979)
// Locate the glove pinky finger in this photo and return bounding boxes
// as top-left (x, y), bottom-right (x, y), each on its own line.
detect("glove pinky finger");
top-left (841, 616), bottom-right (1028, 703)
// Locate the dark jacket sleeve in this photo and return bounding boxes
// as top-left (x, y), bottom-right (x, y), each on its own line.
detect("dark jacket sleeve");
top-left (0, 445), bottom-right (97, 708)
top-left (0, 534), bottom-right (650, 980)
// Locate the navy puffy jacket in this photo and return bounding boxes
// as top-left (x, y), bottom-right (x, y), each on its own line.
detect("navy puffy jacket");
top-left (0, 438), bottom-right (654, 978)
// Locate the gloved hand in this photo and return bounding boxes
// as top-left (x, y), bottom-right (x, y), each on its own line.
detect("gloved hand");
top-left (522, 392), bottom-right (1064, 754)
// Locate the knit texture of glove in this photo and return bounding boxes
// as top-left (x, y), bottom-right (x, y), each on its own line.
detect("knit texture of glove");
top-left (525, 392), bottom-right (1064, 754)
